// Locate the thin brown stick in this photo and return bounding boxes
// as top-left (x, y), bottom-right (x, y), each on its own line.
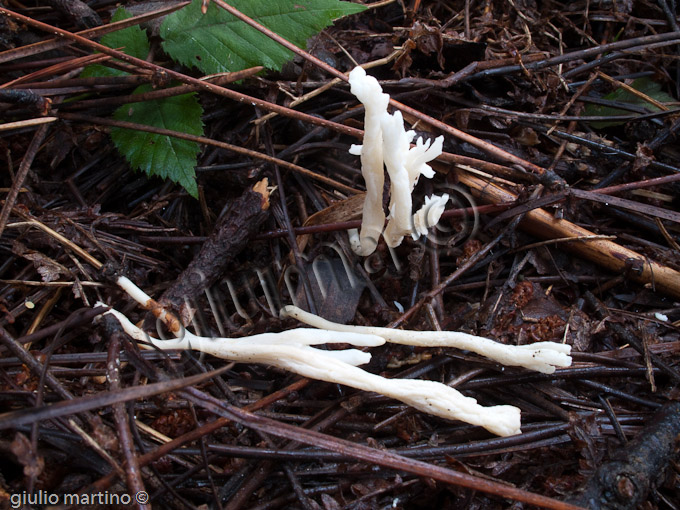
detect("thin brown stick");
top-left (12, 75), bottom-right (150, 89)
top-left (183, 387), bottom-right (586, 510)
top-left (0, 2), bottom-right (189, 64)
top-left (459, 172), bottom-right (680, 298)
top-left (8, 212), bottom-right (104, 269)
top-left (473, 31), bottom-right (680, 78)
top-left (655, 218), bottom-right (680, 251)
top-left (512, 235), bottom-right (617, 252)
top-left (105, 320), bottom-right (149, 510)
top-left (0, 366), bottom-right (232, 431)
top-left (87, 378), bottom-right (310, 492)
top-left (0, 325), bottom-right (84, 410)
top-left (2, 52), bottom-right (111, 89)
top-left (0, 124), bottom-right (50, 238)
top-left (62, 67), bottom-right (264, 111)
top-left (595, 172), bottom-right (680, 195)
top-left (0, 117), bottom-right (58, 131)
top-left (597, 71), bottom-right (669, 110)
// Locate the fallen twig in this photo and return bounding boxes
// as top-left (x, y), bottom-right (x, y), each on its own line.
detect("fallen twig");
top-left (181, 386), bottom-right (585, 510)
top-left (103, 318), bottom-right (148, 510)
top-left (457, 171), bottom-right (680, 299)
top-left (566, 402), bottom-right (680, 509)
top-left (159, 179), bottom-right (271, 308)
top-left (0, 125), bottom-right (50, 238)
top-left (583, 292), bottom-right (680, 384)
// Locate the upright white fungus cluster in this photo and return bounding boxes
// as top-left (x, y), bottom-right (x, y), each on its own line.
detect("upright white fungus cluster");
top-left (348, 66), bottom-right (448, 255)
top-left (347, 66), bottom-right (389, 256)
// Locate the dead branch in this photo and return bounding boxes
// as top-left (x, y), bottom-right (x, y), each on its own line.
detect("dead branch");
top-left (566, 402), bottom-right (680, 509)
top-left (457, 171), bottom-right (680, 299)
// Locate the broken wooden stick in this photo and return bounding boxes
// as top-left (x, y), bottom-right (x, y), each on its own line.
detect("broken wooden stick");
top-left (457, 171), bottom-right (680, 299)
top-left (566, 402), bottom-right (680, 509)
top-left (159, 179), bottom-right (270, 308)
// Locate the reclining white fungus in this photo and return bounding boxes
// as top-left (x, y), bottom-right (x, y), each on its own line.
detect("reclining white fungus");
top-left (102, 304), bottom-right (522, 437)
top-left (100, 271), bottom-right (572, 437)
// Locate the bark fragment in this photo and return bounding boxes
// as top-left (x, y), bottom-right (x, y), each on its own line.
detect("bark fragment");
top-left (160, 179), bottom-right (270, 309)
top-left (44, 0), bottom-right (102, 29)
top-left (566, 402), bottom-right (680, 510)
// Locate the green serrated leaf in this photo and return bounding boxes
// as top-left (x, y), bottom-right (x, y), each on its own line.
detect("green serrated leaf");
top-left (81, 7), bottom-right (150, 78)
top-left (584, 78), bottom-right (678, 128)
top-left (160, 0), bottom-right (366, 74)
top-left (111, 85), bottom-right (203, 198)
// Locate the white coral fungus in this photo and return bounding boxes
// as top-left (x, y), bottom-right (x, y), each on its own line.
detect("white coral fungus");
top-left (281, 306), bottom-right (572, 375)
top-left (347, 66), bottom-right (447, 254)
top-left (103, 305), bottom-right (522, 437)
top-left (101, 292), bottom-right (572, 437)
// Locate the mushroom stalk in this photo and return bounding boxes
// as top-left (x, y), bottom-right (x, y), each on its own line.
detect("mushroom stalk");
top-left (348, 66), bottom-right (388, 255)
top-left (381, 111), bottom-right (414, 248)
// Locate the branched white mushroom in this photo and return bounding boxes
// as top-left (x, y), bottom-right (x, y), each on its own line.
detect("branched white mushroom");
top-left (347, 66), bottom-right (448, 253)
top-left (102, 305), bottom-right (521, 437)
top-left (412, 194), bottom-right (449, 240)
top-left (381, 111), bottom-right (416, 248)
top-left (381, 110), bottom-right (447, 247)
top-left (100, 272), bottom-right (573, 438)
top-left (100, 256), bottom-right (575, 437)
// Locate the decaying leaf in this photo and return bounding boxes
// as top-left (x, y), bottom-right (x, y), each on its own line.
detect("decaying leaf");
top-left (12, 241), bottom-right (71, 282)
